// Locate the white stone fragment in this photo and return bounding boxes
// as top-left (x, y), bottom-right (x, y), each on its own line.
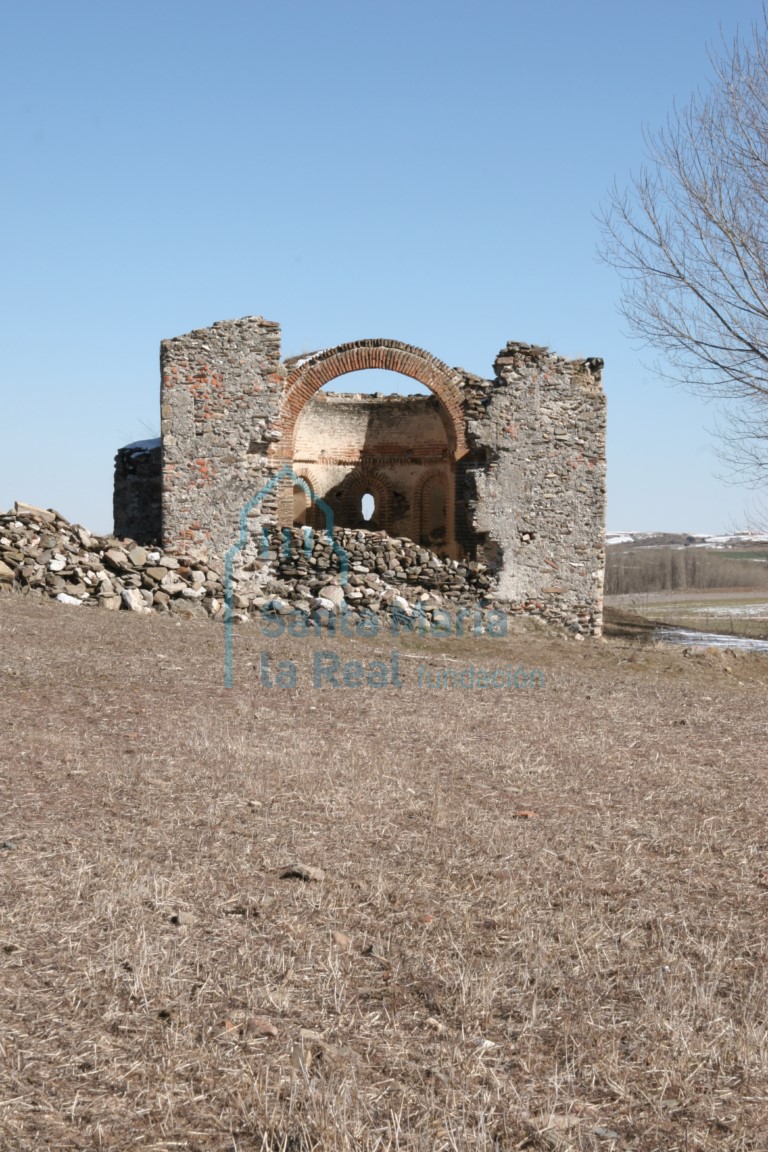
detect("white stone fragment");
top-left (56, 593), bottom-right (82, 606)
top-left (318, 585), bottom-right (345, 606)
top-left (121, 588), bottom-right (150, 613)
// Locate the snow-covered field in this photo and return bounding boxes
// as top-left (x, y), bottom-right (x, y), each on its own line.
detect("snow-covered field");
top-left (655, 625), bottom-right (768, 651)
top-left (684, 601), bottom-right (768, 618)
top-left (606, 531), bottom-right (768, 547)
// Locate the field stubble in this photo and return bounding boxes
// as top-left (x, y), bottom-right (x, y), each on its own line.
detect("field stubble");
top-left (2, 594), bottom-right (768, 1150)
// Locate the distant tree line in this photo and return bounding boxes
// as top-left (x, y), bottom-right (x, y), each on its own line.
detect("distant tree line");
top-left (605, 548), bottom-right (768, 596)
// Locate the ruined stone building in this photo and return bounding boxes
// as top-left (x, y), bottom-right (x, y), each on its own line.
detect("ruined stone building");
top-left (114, 316), bottom-right (606, 632)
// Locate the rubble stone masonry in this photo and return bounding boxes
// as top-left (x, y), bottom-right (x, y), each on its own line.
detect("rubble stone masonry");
top-left (113, 318), bottom-right (606, 633)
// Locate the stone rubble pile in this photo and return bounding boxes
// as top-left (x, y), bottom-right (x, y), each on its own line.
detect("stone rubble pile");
top-left (0, 502), bottom-right (502, 628)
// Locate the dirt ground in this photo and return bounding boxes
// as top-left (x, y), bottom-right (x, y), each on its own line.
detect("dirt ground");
top-left (2, 592), bottom-right (768, 1150)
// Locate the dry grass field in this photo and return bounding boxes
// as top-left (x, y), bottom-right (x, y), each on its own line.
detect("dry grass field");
top-left (2, 593), bottom-right (768, 1150)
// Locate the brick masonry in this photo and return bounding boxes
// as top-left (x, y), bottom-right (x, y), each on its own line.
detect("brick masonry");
top-left (293, 393), bottom-right (455, 549)
top-left (114, 318), bottom-right (606, 634)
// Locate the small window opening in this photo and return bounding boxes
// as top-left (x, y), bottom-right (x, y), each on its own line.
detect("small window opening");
top-left (361, 493), bottom-right (375, 522)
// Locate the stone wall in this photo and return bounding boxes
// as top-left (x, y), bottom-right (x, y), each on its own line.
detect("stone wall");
top-left (114, 318), bottom-right (607, 634)
top-left (0, 503), bottom-right (500, 629)
top-left (113, 440), bottom-right (162, 544)
top-left (460, 342), bottom-right (607, 632)
top-left (159, 317), bottom-right (284, 554)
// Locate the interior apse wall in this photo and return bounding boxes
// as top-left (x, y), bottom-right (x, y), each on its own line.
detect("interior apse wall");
top-left (293, 393), bottom-right (455, 548)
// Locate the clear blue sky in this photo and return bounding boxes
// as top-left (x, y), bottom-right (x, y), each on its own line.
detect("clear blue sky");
top-left (2, 0), bottom-right (765, 535)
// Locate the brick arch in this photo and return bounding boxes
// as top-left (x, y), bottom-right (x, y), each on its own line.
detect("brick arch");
top-left (412, 467), bottom-right (447, 537)
top-left (337, 466), bottom-right (394, 532)
top-left (292, 467), bottom-right (319, 498)
top-left (412, 467), bottom-right (455, 554)
top-left (291, 468), bottom-right (320, 527)
top-left (279, 339), bottom-right (468, 461)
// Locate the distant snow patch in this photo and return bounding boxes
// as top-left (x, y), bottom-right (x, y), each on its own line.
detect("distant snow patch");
top-left (606, 530), bottom-right (768, 547)
top-left (703, 533), bottom-right (768, 545)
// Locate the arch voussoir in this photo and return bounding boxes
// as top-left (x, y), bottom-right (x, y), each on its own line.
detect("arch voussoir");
top-left (280, 338), bottom-right (467, 462)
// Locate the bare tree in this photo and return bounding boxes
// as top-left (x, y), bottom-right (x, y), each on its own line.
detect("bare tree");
top-left (600, 11), bottom-right (768, 485)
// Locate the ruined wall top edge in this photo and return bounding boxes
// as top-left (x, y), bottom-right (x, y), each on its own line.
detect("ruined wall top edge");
top-left (494, 340), bottom-right (605, 384)
top-left (161, 315), bottom-right (281, 348)
top-left (306, 393), bottom-right (442, 406)
top-left (156, 319), bottom-right (605, 405)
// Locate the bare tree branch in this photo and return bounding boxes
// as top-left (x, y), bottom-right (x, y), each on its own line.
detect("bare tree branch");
top-left (599, 9), bottom-right (768, 483)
